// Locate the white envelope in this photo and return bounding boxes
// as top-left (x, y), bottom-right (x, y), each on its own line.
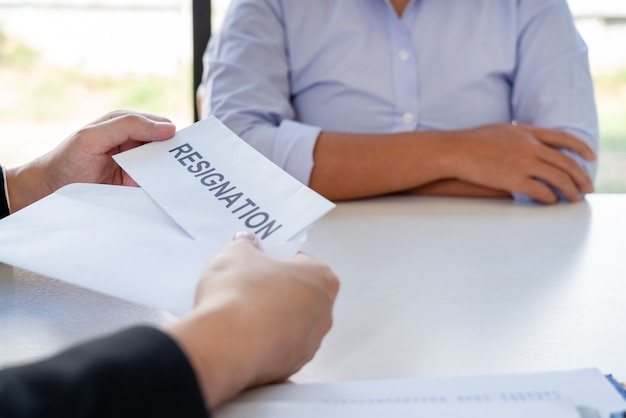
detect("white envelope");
top-left (0, 117), bottom-right (334, 315)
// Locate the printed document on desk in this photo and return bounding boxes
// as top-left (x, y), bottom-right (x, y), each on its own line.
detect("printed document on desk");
top-left (0, 117), bottom-right (334, 315)
top-left (218, 401), bottom-right (586, 418)
top-left (217, 368), bottom-right (626, 418)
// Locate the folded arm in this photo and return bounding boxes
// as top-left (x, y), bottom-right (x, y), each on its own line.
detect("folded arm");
top-left (310, 124), bottom-right (595, 203)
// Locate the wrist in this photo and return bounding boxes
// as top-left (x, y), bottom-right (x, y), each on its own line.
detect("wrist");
top-left (5, 160), bottom-right (54, 212)
top-left (435, 130), bottom-right (467, 180)
top-left (5, 165), bottom-right (32, 213)
top-left (415, 130), bottom-right (464, 180)
top-left (165, 304), bottom-right (259, 408)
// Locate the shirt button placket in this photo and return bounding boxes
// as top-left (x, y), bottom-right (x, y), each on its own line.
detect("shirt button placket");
top-left (389, 14), bottom-right (418, 132)
top-left (399, 49), bottom-right (416, 128)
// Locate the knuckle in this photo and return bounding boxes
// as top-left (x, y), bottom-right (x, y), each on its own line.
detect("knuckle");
top-left (324, 316), bottom-right (334, 334)
top-left (323, 267), bottom-right (340, 294)
top-left (108, 112), bottom-right (148, 128)
top-left (72, 125), bottom-right (101, 148)
top-left (117, 113), bottom-right (144, 124)
top-left (106, 109), bottom-right (132, 119)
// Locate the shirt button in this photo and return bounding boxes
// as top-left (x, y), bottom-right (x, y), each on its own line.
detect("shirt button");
top-left (398, 49), bottom-right (410, 61)
top-left (402, 112), bottom-right (415, 124)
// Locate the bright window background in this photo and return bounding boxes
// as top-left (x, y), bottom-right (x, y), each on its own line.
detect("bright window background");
top-left (1, 0), bottom-right (625, 193)
top-left (0, 0), bottom-right (194, 166)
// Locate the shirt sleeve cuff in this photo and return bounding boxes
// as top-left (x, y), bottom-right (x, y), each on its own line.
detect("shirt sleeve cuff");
top-left (273, 119), bottom-right (322, 185)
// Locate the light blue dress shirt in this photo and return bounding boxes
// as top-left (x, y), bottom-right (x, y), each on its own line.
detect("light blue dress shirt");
top-left (200, 0), bottom-right (598, 201)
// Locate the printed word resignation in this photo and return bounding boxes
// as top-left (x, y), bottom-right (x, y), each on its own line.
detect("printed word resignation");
top-left (169, 143), bottom-right (283, 240)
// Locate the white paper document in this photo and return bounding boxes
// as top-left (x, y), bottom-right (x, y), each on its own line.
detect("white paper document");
top-left (218, 400), bottom-right (586, 418)
top-left (113, 116), bottom-right (330, 246)
top-left (217, 368), bottom-right (626, 418)
top-left (0, 117), bottom-right (335, 315)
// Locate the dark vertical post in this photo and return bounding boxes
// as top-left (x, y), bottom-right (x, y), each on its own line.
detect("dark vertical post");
top-left (193, 0), bottom-right (212, 122)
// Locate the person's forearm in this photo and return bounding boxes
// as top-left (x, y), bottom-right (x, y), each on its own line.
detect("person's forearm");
top-left (6, 165), bottom-right (36, 213)
top-left (5, 161), bottom-right (51, 213)
top-left (309, 124), bottom-right (595, 204)
top-left (165, 307), bottom-right (256, 410)
top-left (405, 179), bottom-right (512, 199)
top-left (309, 130), bottom-right (462, 201)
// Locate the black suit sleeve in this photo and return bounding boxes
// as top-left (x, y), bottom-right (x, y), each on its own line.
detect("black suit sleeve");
top-left (0, 326), bottom-right (210, 418)
top-left (0, 165), bottom-right (11, 219)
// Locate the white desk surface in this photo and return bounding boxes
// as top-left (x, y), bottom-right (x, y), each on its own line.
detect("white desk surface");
top-left (1, 194), bottom-right (625, 382)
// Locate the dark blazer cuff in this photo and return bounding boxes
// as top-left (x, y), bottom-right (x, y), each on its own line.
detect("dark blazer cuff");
top-left (0, 165), bottom-right (10, 219)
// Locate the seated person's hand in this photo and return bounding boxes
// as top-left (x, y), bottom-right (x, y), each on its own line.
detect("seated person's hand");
top-left (165, 232), bottom-right (339, 409)
top-left (418, 124), bottom-right (597, 204)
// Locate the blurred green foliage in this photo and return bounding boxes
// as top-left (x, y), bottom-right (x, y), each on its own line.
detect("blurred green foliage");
top-left (593, 69), bottom-right (626, 192)
top-left (0, 28), bottom-right (39, 67)
top-left (0, 25), bottom-right (191, 123)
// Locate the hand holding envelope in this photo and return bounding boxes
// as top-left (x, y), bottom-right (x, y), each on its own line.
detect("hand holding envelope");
top-left (0, 117), bottom-right (335, 315)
